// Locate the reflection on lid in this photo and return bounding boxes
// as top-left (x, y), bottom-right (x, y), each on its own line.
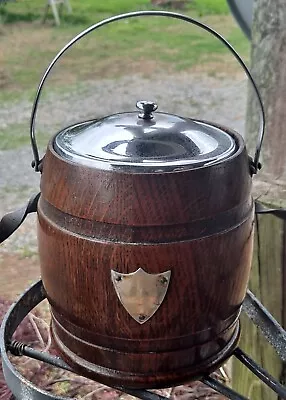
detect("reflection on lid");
top-left (54, 111), bottom-right (237, 171)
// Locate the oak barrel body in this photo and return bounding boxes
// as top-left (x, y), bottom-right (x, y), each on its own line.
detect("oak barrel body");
top-left (38, 122), bottom-right (254, 388)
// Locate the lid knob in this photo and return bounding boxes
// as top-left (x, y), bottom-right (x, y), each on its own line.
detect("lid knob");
top-left (136, 101), bottom-right (158, 120)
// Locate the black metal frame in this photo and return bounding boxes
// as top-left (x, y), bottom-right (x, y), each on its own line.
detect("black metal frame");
top-left (1, 280), bottom-right (286, 400)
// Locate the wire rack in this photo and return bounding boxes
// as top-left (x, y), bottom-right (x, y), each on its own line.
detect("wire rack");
top-left (1, 280), bottom-right (286, 400)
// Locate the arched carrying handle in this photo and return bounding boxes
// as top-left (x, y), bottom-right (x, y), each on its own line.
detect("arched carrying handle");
top-left (30, 10), bottom-right (265, 173)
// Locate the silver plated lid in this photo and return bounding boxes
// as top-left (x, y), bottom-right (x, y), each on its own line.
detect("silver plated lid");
top-left (54, 101), bottom-right (237, 171)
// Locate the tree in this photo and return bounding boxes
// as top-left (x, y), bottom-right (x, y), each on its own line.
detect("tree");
top-left (246, 0), bottom-right (286, 180)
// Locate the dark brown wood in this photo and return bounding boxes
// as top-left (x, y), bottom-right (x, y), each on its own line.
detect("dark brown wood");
top-left (38, 122), bottom-right (254, 388)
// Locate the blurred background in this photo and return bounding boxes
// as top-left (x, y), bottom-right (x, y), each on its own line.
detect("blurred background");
top-left (0, 0), bottom-right (249, 293)
top-left (0, 1), bottom-right (250, 399)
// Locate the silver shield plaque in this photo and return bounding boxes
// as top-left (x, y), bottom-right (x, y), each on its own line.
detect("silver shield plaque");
top-left (111, 268), bottom-right (171, 324)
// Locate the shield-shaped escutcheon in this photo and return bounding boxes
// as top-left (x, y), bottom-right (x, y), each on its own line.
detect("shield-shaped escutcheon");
top-left (111, 268), bottom-right (171, 324)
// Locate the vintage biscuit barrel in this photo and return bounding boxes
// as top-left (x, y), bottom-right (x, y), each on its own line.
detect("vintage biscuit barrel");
top-left (28, 11), bottom-right (265, 389)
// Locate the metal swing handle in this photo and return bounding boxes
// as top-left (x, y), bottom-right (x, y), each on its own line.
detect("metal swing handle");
top-left (30, 10), bottom-right (265, 172)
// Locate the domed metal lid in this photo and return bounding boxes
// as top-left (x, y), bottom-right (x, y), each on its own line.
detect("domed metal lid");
top-left (53, 101), bottom-right (237, 171)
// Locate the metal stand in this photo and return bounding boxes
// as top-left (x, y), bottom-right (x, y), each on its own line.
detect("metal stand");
top-left (1, 280), bottom-right (286, 400)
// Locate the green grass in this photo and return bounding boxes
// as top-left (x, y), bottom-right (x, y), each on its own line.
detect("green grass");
top-left (0, 0), bottom-right (229, 24)
top-left (0, 123), bottom-right (50, 150)
top-left (0, 0), bottom-right (249, 106)
top-left (0, 124), bottom-right (31, 150)
top-left (190, 0), bottom-right (229, 16)
top-left (0, 1), bottom-right (249, 151)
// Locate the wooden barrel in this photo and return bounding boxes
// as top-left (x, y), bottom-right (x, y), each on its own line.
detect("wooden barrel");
top-left (37, 113), bottom-right (254, 389)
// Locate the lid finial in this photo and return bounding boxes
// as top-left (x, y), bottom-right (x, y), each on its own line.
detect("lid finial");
top-left (136, 101), bottom-right (158, 120)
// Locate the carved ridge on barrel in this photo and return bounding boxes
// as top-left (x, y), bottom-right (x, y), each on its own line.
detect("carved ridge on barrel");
top-left (50, 324), bottom-right (240, 389)
top-left (51, 319), bottom-right (240, 388)
top-left (51, 306), bottom-right (240, 352)
top-left (51, 318), bottom-right (236, 368)
top-left (38, 196), bottom-right (253, 243)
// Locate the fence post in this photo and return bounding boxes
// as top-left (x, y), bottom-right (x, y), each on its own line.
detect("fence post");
top-left (232, 0), bottom-right (286, 397)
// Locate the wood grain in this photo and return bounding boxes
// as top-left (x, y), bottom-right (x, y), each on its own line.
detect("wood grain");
top-left (38, 121), bottom-right (254, 388)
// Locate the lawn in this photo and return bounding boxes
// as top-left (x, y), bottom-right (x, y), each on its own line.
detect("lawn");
top-left (0, 0), bottom-right (249, 104)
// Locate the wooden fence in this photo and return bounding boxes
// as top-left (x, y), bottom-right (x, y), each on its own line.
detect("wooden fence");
top-left (232, 180), bottom-right (286, 399)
